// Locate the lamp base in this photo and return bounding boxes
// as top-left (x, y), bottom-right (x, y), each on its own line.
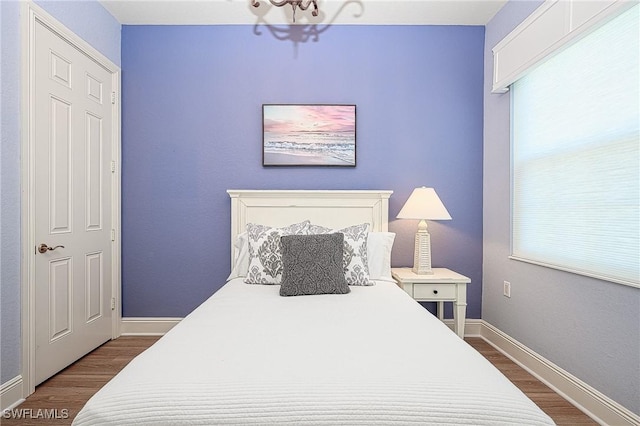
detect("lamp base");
top-left (412, 265), bottom-right (434, 275)
top-left (412, 225), bottom-right (433, 275)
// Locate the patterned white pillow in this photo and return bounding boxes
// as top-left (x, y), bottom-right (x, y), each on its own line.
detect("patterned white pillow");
top-left (244, 221), bottom-right (310, 284)
top-left (308, 223), bottom-right (372, 286)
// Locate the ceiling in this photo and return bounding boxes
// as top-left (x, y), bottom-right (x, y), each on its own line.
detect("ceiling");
top-left (99, 0), bottom-right (508, 26)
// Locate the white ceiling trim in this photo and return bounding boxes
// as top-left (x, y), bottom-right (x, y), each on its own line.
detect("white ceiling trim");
top-left (99, 0), bottom-right (508, 26)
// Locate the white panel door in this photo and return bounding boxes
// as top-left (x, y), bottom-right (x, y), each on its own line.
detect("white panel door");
top-left (34, 20), bottom-right (113, 385)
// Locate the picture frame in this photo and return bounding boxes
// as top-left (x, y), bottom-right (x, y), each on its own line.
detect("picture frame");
top-left (262, 104), bottom-right (356, 167)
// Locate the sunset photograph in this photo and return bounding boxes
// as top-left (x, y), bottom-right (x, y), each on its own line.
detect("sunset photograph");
top-left (262, 104), bottom-right (356, 166)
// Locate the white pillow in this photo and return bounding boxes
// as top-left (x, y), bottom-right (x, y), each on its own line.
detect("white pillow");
top-left (227, 232), bottom-right (249, 281)
top-left (367, 232), bottom-right (395, 282)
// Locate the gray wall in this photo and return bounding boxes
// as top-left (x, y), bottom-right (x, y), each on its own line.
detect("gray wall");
top-left (482, 0), bottom-right (640, 415)
top-left (0, 0), bottom-right (120, 386)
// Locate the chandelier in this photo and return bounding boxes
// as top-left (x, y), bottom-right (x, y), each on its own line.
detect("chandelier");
top-left (251, 0), bottom-right (319, 23)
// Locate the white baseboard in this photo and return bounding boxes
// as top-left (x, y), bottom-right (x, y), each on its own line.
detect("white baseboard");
top-left (1, 375), bottom-right (25, 413)
top-left (120, 317), bottom-right (182, 336)
top-left (443, 318), bottom-right (483, 337)
top-left (480, 321), bottom-right (640, 426)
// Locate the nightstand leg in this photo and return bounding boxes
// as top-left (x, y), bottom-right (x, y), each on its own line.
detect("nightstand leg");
top-left (453, 301), bottom-right (467, 338)
top-left (437, 301), bottom-right (444, 321)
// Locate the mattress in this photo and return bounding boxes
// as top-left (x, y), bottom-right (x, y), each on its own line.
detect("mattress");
top-left (74, 279), bottom-right (555, 425)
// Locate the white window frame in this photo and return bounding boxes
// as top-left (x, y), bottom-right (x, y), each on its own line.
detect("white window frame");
top-left (504, 3), bottom-right (639, 288)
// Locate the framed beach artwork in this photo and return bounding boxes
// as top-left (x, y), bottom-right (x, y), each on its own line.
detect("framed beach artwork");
top-left (262, 104), bottom-right (356, 167)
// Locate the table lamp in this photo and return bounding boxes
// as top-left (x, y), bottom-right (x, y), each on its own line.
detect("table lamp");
top-left (397, 187), bottom-right (451, 275)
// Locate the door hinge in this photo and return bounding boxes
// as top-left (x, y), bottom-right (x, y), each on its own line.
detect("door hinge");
top-left (111, 297), bottom-right (116, 310)
top-left (111, 92), bottom-right (116, 104)
top-left (111, 160), bottom-right (116, 173)
top-left (111, 229), bottom-right (116, 241)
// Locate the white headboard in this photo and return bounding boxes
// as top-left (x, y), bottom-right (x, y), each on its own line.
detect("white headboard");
top-left (227, 190), bottom-right (393, 268)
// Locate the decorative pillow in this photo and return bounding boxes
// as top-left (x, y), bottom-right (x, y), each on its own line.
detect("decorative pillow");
top-left (280, 234), bottom-right (350, 296)
top-left (367, 232), bottom-right (396, 282)
top-left (244, 221), bottom-right (310, 284)
top-left (307, 223), bottom-right (372, 286)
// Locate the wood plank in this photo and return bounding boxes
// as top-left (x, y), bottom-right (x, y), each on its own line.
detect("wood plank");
top-left (3, 336), bottom-right (596, 425)
top-left (2, 337), bottom-right (159, 426)
top-left (466, 337), bottom-right (597, 425)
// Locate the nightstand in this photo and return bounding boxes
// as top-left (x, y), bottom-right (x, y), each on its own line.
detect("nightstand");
top-left (391, 267), bottom-right (470, 338)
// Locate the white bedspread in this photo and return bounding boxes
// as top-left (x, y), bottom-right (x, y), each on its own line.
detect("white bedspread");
top-left (74, 279), bottom-right (555, 425)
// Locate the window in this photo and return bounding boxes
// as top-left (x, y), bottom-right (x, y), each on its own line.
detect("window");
top-left (511, 5), bottom-right (639, 286)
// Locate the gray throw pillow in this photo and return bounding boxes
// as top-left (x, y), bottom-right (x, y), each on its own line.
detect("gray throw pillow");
top-left (307, 223), bottom-right (373, 286)
top-left (280, 233), bottom-right (350, 297)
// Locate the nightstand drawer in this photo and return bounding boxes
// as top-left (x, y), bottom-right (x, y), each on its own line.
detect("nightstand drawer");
top-left (413, 284), bottom-right (456, 300)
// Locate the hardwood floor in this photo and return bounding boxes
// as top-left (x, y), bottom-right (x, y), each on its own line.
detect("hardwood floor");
top-left (467, 337), bottom-right (597, 425)
top-left (3, 336), bottom-right (596, 425)
top-left (2, 337), bottom-right (159, 426)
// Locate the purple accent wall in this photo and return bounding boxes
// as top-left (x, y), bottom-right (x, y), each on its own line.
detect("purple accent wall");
top-left (121, 25), bottom-right (484, 318)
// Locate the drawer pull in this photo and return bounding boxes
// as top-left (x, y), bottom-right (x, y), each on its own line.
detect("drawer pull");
top-left (433, 290), bottom-right (438, 295)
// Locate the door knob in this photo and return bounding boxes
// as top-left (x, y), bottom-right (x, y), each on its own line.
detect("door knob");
top-left (38, 243), bottom-right (65, 254)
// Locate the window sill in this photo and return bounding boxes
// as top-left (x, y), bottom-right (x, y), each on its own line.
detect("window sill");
top-left (508, 256), bottom-right (640, 289)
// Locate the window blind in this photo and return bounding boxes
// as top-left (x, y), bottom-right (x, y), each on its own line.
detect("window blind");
top-left (511, 5), bottom-right (639, 286)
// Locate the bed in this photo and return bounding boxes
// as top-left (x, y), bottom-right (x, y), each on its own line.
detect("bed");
top-left (73, 190), bottom-right (555, 425)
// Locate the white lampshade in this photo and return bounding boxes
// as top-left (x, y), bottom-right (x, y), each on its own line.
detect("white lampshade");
top-left (397, 187), bottom-right (451, 275)
top-left (397, 187), bottom-right (452, 221)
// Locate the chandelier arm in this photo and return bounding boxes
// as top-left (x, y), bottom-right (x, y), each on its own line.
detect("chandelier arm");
top-left (252, 0), bottom-right (321, 23)
top-left (299, 1), bottom-right (318, 17)
top-left (297, 0), bottom-right (316, 11)
top-left (266, 0), bottom-right (292, 7)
